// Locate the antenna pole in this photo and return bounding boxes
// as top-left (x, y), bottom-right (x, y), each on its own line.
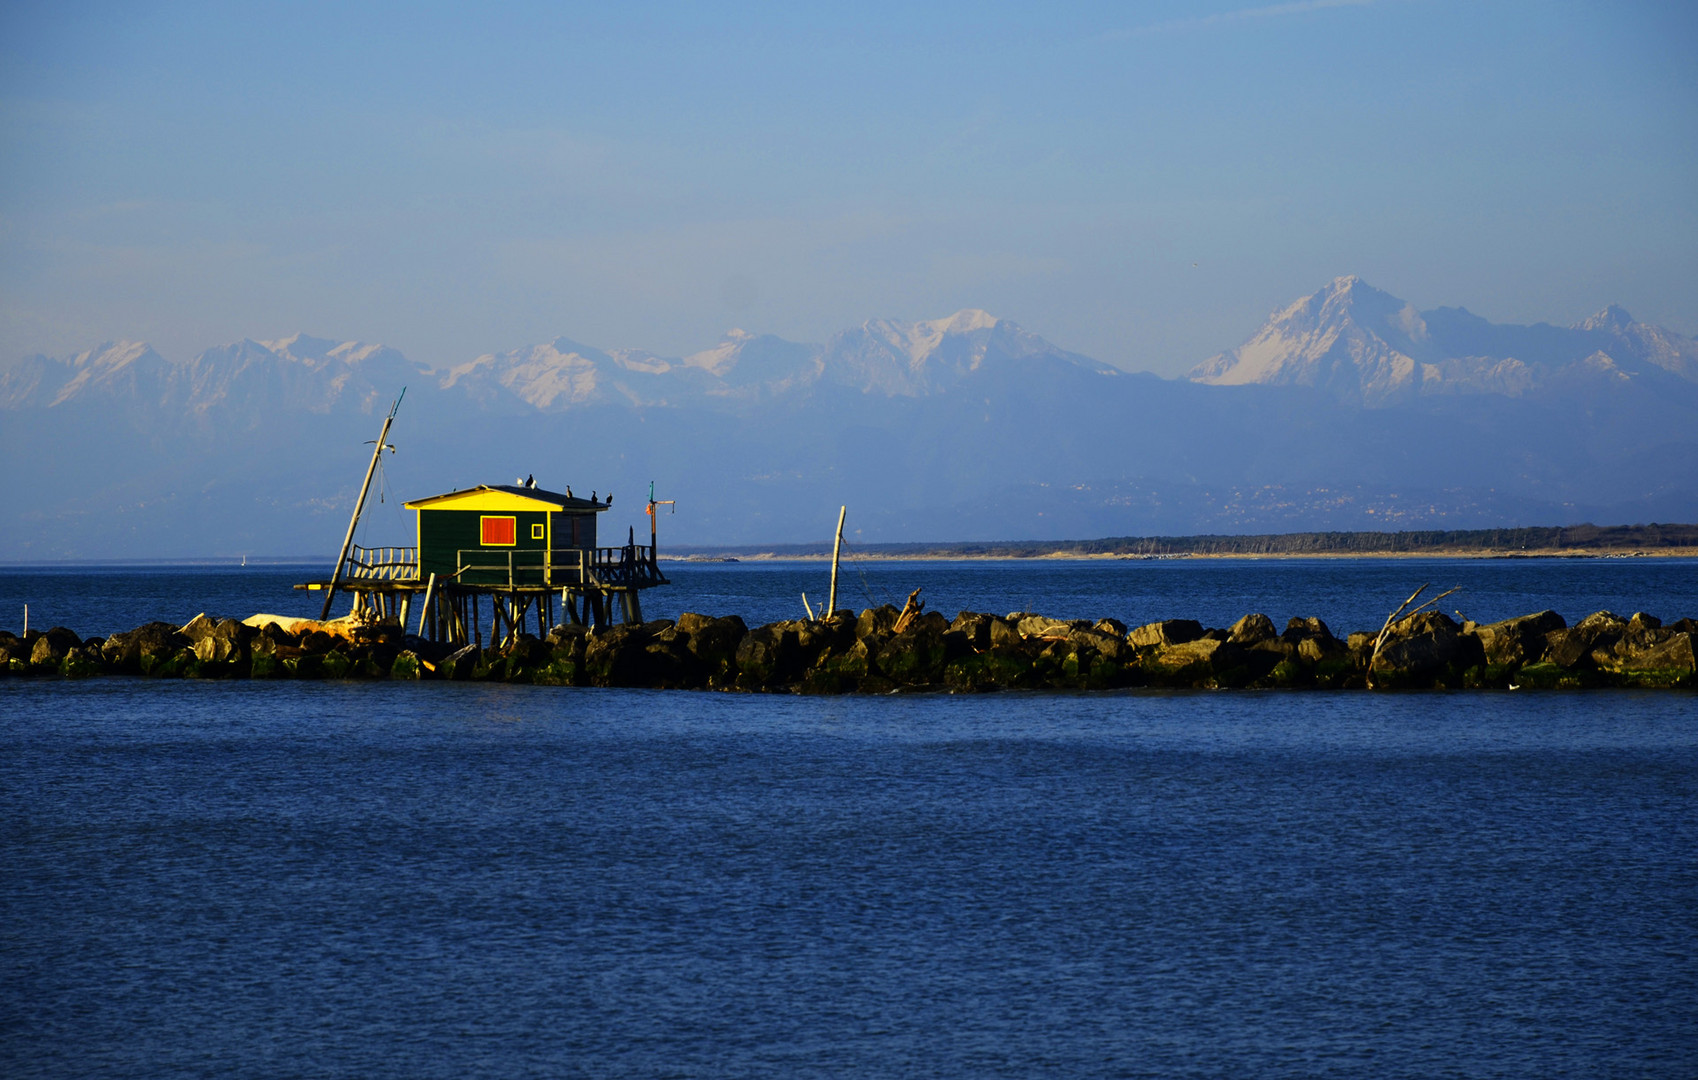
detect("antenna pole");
top-left (827, 505), bottom-right (846, 619)
top-left (646, 480), bottom-right (675, 565)
top-left (321, 390), bottom-right (404, 620)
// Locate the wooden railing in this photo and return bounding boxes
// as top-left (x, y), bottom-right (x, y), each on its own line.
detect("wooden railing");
top-left (454, 544), bottom-right (667, 590)
top-left (348, 545), bottom-right (418, 581)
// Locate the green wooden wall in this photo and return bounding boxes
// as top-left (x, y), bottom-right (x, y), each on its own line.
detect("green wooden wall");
top-left (417, 508), bottom-right (597, 583)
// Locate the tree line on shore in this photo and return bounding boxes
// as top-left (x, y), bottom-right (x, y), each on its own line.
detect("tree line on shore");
top-left (685, 522), bottom-right (1698, 560)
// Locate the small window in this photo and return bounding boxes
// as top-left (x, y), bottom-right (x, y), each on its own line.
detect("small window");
top-left (480, 515), bottom-right (516, 546)
top-left (531, 523), bottom-right (545, 540)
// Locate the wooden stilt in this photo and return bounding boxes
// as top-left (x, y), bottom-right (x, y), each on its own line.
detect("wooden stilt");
top-left (417, 573), bottom-right (438, 638)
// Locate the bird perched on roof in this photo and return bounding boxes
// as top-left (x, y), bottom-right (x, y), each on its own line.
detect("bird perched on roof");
top-left (606, 492), bottom-right (613, 506)
top-left (566, 486), bottom-right (573, 498)
top-left (591, 491), bottom-right (597, 502)
top-left (525, 474), bottom-right (534, 488)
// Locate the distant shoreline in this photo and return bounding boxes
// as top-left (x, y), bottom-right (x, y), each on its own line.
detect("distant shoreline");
top-left (664, 524), bottom-right (1698, 562)
top-left (5, 524), bottom-right (1696, 568)
top-left (665, 548), bottom-right (1698, 563)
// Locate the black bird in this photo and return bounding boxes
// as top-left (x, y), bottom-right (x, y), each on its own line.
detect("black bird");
top-left (606, 492), bottom-right (613, 506)
top-left (566, 486), bottom-right (573, 498)
top-left (525, 474), bottom-right (534, 488)
top-left (591, 490), bottom-right (597, 502)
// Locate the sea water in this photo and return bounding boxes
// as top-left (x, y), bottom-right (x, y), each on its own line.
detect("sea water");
top-left (2, 561), bottom-right (1696, 1077)
top-left (3, 556), bottom-right (1697, 638)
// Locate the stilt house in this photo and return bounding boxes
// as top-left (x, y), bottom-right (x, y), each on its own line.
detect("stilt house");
top-left (404, 484), bottom-right (606, 586)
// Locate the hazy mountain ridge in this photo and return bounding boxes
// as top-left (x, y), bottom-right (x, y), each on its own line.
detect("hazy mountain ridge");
top-left (3, 288), bottom-right (1695, 558)
top-left (3, 308), bottom-right (1123, 419)
top-left (1190, 276), bottom-right (1698, 405)
top-left (1, 333), bottom-right (427, 421)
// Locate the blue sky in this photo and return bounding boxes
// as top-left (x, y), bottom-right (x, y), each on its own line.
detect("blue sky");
top-left (2, 0), bottom-right (1694, 374)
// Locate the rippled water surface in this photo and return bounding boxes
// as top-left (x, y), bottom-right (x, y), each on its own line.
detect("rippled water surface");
top-left (3, 680), bottom-right (1696, 1078)
top-left (3, 561), bottom-right (1697, 1076)
top-left (3, 556), bottom-right (1697, 638)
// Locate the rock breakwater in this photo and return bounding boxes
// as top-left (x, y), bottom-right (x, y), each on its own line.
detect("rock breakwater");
top-left (3, 605), bottom-right (1696, 691)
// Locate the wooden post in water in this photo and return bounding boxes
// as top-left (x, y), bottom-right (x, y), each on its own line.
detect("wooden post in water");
top-left (827, 505), bottom-right (847, 619)
top-left (321, 390), bottom-right (404, 620)
top-left (417, 573), bottom-right (438, 638)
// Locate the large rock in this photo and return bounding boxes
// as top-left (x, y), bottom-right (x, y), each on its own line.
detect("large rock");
top-left (30, 627), bottom-right (85, 668)
top-left (640, 622), bottom-right (701, 688)
top-left (1016, 614), bottom-right (1078, 639)
top-left (250, 622), bottom-right (300, 656)
top-left (948, 612), bottom-right (996, 651)
top-left (675, 612), bottom-right (747, 687)
top-left (874, 623), bottom-right (955, 685)
top-left (735, 624), bottom-right (801, 688)
top-left (855, 605), bottom-right (902, 640)
top-left (763, 618), bottom-right (837, 672)
top-left (1144, 637), bottom-right (1253, 686)
top-left (804, 635), bottom-right (879, 693)
top-left (1544, 611), bottom-right (1627, 669)
top-left (1370, 611), bottom-right (1483, 688)
top-left (441, 644), bottom-right (481, 680)
top-left (0, 634), bottom-right (26, 673)
top-left (1616, 632), bottom-right (1697, 681)
top-left (1227, 613), bottom-right (1278, 645)
top-left (101, 622), bottom-right (192, 674)
top-left (1470, 610), bottom-right (1566, 667)
top-left (1282, 617), bottom-right (1343, 658)
top-left (1599, 614), bottom-right (1696, 683)
top-left (585, 623), bottom-right (664, 687)
top-left (988, 616), bottom-right (1022, 649)
top-left (1280, 618), bottom-right (1351, 681)
top-left (191, 618), bottom-right (255, 665)
top-left (499, 634), bottom-right (554, 681)
top-left (1066, 626), bottom-right (1127, 665)
top-left (180, 613), bottom-right (218, 642)
top-left (1128, 619), bottom-right (1204, 649)
top-left (1049, 627), bottom-right (1131, 688)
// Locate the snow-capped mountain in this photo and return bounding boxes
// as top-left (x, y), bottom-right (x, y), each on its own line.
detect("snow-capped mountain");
top-left (1190, 276), bottom-right (1698, 405)
top-left (4, 292), bottom-right (1696, 558)
top-left (818, 310), bottom-right (1120, 396)
top-left (430, 311), bottom-right (1104, 411)
top-left (0, 341), bottom-right (175, 409)
top-left (179, 334), bottom-right (427, 417)
top-left (439, 337), bottom-right (687, 411)
top-left (0, 334), bottom-right (425, 419)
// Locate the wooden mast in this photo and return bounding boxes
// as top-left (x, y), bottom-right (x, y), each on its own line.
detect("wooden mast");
top-left (321, 390), bottom-right (404, 620)
top-left (827, 505), bottom-right (846, 619)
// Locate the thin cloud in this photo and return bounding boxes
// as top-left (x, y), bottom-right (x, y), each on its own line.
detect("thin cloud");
top-left (1104, 0), bottom-right (1380, 41)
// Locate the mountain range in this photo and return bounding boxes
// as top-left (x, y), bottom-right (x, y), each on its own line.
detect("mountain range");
top-left (3, 277), bottom-right (1696, 559)
top-left (1191, 276), bottom-right (1698, 405)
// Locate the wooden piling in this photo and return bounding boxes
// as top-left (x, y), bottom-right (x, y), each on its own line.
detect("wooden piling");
top-left (828, 505), bottom-right (846, 618)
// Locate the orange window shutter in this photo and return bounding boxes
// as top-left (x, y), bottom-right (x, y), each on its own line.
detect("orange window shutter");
top-left (481, 516), bottom-right (516, 546)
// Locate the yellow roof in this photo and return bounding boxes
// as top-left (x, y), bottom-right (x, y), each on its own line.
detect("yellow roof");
top-left (402, 484), bottom-right (607, 512)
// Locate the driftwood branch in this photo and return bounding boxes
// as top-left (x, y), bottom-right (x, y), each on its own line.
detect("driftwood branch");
top-left (891, 587), bottom-right (925, 634)
top-left (1368, 583), bottom-right (1462, 689)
